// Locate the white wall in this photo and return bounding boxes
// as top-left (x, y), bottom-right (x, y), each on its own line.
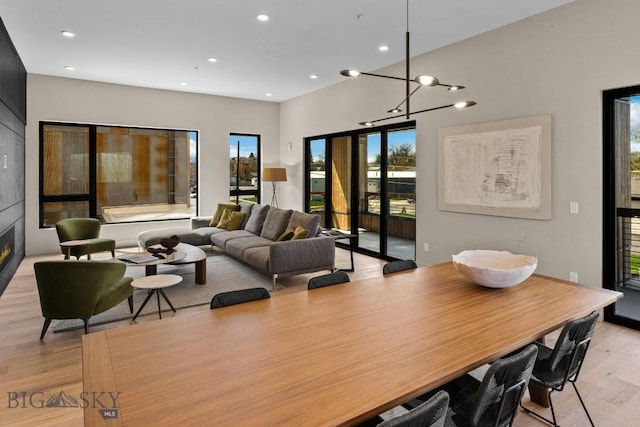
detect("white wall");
top-left (280, 0), bottom-right (640, 288)
top-left (26, 75), bottom-right (279, 255)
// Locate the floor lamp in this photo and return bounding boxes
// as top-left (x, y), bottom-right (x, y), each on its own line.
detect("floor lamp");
top-left (263, 167), bottom-right (287, 207)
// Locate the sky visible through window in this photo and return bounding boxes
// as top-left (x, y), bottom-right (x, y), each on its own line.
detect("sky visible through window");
top-left (309, 129), bottom-right (416, 163)
top-left (230, 135), bottom-right (258, 157)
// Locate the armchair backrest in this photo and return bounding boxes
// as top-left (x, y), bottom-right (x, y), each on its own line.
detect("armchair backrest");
top-left (34, 261), bottom-right (126, 319)
top-left (55, 218), bottom-right (102, 242)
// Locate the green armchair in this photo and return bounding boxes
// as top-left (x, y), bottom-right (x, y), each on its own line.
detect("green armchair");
top-left (55, 218), bottom-right (116, 259)
top-left (34, 260), bottom-right (134, 339)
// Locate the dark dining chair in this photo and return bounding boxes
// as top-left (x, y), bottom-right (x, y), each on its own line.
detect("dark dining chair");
top-left (307, 271), bottom-right (350, 290)
top-left (405, 344), bottom-right (538, 427)
top-left (520, 311), bottom-right (599, 427)
top-left (383, 259), bottom-right (417, 275)
top-left (210, 287), bottom-right (270, 309)
top-left (378, 390), bottom-right (449, 427)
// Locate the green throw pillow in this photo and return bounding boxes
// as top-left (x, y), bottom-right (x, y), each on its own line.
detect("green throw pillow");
top-left (210, 203), bottom-right (240, 227)
top-left (276, 227), bottom-right (295, 241)
top-left (292, 225), bottom-right (309, 240)
top-left (217, 209), bottom-right (246, 231)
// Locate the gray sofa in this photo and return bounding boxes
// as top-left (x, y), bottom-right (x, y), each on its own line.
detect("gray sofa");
top-left (137, 203), bottom-right (335, 286)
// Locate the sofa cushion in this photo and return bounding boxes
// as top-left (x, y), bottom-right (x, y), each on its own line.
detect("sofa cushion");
top-left (292, 224), bottom-right (309, 240)
top-left (217, 209), bottom-right (246, 231)
top-left (226, 236), bottom-right (273, 259)
top-left (239, 202), bottom-right (254, 228)
top-left (260, 207), bottom-right (293, 241)
top-left (209, 203), bottom-right (240, 227)
top-left (244, 204), bottom-right (270, 235)
top-left (138, 227), bottom-right (195, 249)
top-left (211, 230), bottom-right (256, 249)
top-left (287, 211), bottom-right (320, 238)
top-left (193, 227), bottom-right (226, 241)
top-left (242, 246), bottom-right (270, 272)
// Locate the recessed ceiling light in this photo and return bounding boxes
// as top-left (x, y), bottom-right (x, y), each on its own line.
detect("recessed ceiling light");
top-left (179, 82), bottom-right (188, 86)
top-left (266, 92), bottom-right (273, 97)
top-left (61, 30), bottom-right (75, 38)
top-left (207, 57), bottom-right (218, 63)
top-left (309, 74), bottom-right (318, 79)
top-left (64, 65), bottom-right (74, 71)
top-left (378, 45), bottom-right (389, 52)
top-left (257, 14), bottom-right (270, 22)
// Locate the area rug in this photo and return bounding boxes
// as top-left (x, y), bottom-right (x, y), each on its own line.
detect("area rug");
top-left (54, 248), bottom-right (276, 332)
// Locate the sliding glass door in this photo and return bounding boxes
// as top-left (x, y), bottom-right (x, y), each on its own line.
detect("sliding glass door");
top-left (386, 129), bottom-right (416, 259)
top-left (603, 85), bottom-right (640, 330)
top-left (305, 121), bottom-right (416, 261)
top-left (358, 132), bottom-right (381, 254)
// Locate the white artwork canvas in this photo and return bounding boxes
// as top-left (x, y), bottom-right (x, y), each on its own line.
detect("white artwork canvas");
top-left (438, 115), bottom-right (551, 220)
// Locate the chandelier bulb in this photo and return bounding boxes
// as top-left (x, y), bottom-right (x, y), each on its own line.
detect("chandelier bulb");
top-left (340, 69), bottom-right (361, 77)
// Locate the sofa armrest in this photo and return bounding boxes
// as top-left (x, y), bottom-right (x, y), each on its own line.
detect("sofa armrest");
top-left (191, 216), bottom-right (213, 229)
top-left (269, 236), bottom-right (335, 274)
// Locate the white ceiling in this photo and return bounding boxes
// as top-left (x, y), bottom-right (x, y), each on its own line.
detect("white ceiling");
top-left (0, 0), bottom-right (573, 102)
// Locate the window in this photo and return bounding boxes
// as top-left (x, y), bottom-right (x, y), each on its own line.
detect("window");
top-left (229, 134), bottom-right (260, 204)
top-left (39, 122), bottom-right (198, 227)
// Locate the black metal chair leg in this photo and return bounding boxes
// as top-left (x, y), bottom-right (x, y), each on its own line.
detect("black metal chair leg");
top-left (520, 390), bottom-right (559, 427)
top-left (572, 382), bottom-right (595, 427)
top-left (128, 295), bottom-right (134, 313)
top-left (548, 390), bottom-right (559, 427)
top-left (40, 319), bottom-right (52, 340)
top-left (83, 319), bottom-right (89, 334)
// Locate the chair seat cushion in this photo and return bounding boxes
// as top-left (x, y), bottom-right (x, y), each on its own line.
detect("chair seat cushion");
top-left (66, 238), bottom-right (115, 258)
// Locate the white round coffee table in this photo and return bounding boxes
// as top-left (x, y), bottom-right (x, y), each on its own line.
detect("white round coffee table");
top-left (131, 274), bottom-right (182, 320)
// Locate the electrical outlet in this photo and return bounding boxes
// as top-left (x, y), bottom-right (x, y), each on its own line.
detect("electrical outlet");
top-left (569, 272), bottom-right (578, 282)
top-left (423, 243), bottom-right (430, 252)
top-left (570, 202), bottom-right (579, 214)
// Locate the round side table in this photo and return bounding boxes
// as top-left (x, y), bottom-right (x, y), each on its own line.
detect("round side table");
top-left (60, 239), bottom-right (92, 260)
top-left (131, 274), bottom-right (182, 320)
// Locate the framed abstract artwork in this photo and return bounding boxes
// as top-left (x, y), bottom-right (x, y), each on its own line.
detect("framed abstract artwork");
top-left (438, 114), bottom-right (552, 220)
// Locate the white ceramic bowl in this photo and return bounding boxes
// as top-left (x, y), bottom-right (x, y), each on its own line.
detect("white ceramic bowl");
top-left (452, 249), bottom-right (538, 288)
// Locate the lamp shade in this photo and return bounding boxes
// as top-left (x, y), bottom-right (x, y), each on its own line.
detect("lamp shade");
top-left (263, 167), bottom-right (287, 182)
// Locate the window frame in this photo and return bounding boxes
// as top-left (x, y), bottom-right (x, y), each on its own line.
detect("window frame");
top-left (39, 121), bottom-right (199, 228)
top-left (229, 133), bottom-right (261, 204)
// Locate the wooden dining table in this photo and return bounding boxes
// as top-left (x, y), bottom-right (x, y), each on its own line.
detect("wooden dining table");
top-left (82, 262), bottom-right (621, 426)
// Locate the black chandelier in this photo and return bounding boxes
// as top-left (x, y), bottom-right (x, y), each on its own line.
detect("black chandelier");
top-left (340, 0), bottom-right (476, 127)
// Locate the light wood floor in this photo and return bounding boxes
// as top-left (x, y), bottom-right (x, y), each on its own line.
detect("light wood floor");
top-left (1, 249), bottom-right (639, 426)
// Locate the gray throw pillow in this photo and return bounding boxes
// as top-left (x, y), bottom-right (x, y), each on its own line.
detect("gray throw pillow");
top-left (287, 211), bottom-right (320, 239)
top-left (260, 207), bottom-right (294, 240)
top-left (244, 204), bottom-right (270, 235)
top-left (239, 202), bottom-right (254, 228)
